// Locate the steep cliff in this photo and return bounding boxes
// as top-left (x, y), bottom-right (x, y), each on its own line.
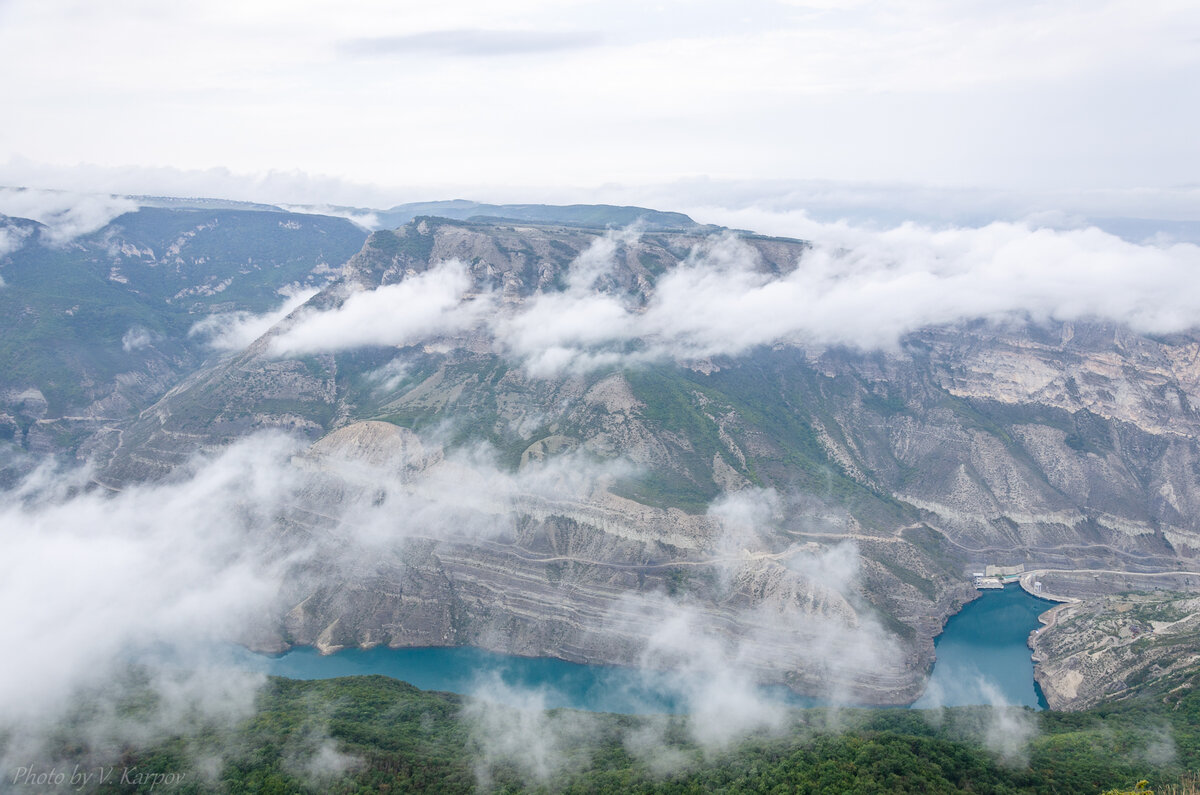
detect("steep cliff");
top-left (1031, 586), bottom-right (1200, 710)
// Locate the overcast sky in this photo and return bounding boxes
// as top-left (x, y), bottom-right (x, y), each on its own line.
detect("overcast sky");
top-left (0, 0), bottom-right (1197, 212)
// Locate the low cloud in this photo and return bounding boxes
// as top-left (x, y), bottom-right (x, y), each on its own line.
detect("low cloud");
top-left (301, 431), bottom-right (634, 558)
top-left (0, 441), bottom-right (299, 789)
top-left (459, 595), bottom-right (791, 789)
top-left (121, 326), bottom-right (153, 352)
top-left (459, 518), bottom-right (896, 787)
top-left (464, 676), bottom-right (600, 787)
top-left (706, 488), bottom-right (782, 560)
top-left (629, 600), bottom-right (789, 750)
top-left (0, 187), bottom-right (138, 244)
top-left (502, 220), bottom-right (1200, 367)
top-left (0, 427), bottom-right (632, 777)
top-left (917, 677), bottom-right (1038, 766)
top-left (364, 356), bottom-right (410, 392)
top-left (1140, 722), bottom-right (1177, 766)
top-left (268, 261), bottom-right (492, 357)
top-left (0, 223), bottom-right (32, 259)
top-left (0, 435), bottom-right (303, 727)
top-left (263, 217), bottom-right (1200, 376)
top-left (277, 204), bottom-right (383, 231)
top-left (286, 738), bottom-right (361, 782)
top-left (978, 681), bottom-right (1038, 764)
top-left (0, 412), bottom-right (911, 786)
top-left (189, 287), bottom-right (320, 351)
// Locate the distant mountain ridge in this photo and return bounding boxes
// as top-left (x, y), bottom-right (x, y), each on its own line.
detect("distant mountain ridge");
top-left (85, 192), bottom-right (708, 232)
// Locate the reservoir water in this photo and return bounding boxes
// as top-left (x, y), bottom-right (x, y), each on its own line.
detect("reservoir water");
top-left (912, 584), bottom-right (1051, 710)
top-left (256, 585), bottom-right (1052, 713)
top-left (263, 645), bottom-right (690, 714)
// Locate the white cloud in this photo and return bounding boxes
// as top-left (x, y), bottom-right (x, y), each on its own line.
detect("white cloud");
top-left (978, 680), bottom-right (1038, 764)
top-left (121, 326), bottom-right (153, 352)
top-left (497, 228), bottom-right (646, 376)
top-left (364, 356), bottom-right (410, 392)
top-left (287, 739), bottom-right (361, 781)
top-left (459, 523), bottom-right (896, 787)
top-left (596, 219), bottom-right (1197, 364)
top-left (463, 675), bottom-right (600, 787)
top-left (268, 261), bottom-right (492, 357)
top-left (0, 435), bottom-right (303, 725)
top-left (305, 433), bottom-right (634, 555)
top-left (277, 204), bottom-right (383, 230)
top-left (629, 601), bottom-right (789, 750)
top-left (0, 426), bottom-right (632, 774)
top-left (0, 223), bottom-right (32, 259)
top-left (0, 187), bottom-right (137, 244)
top-left (269, 216), bottom-right (1200, 375)
top-left (0, 399), bottom-right (916, 785)
top-left (189, 287), bottom-right (320, 351)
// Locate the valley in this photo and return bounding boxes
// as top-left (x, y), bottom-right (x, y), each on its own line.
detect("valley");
top-left (2, 200), bottom-right (1199, 712)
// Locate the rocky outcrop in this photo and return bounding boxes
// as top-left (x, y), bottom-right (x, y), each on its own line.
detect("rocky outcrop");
top-left (265, 420), bottom-right (931, 705)
top-left (1031, 587), bottom-right (1200, 710)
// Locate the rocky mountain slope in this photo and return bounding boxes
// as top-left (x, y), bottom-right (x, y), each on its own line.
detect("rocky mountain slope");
top-left (0, 206), bottom-right (366, 481)
top-left (1031, 585), bottom-right (1200, 709)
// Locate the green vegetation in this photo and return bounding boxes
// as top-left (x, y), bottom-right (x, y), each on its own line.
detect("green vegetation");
top-left (0, 208), bottom-right (365, 416)
top-left (366, 223), bottom-right (436, 265)
top-left (618, 354), bottom-right (912, 524)
top-left (42, 666), bottom-right (1200, 794)
top-left (86, 208), bottom-right (366, 313)
top-left (366, 355), bottom-right (540, 467)
top-left (372, 202), bottom-right (698, 232)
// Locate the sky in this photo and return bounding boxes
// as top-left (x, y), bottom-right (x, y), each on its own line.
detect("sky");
top-left (0, 0), bottom-right (1197, 213)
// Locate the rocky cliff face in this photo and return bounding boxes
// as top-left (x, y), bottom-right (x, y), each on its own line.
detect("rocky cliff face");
top-left (1029, 581), bottom-right (1200, 709)
top-left (260, 420), bottom-right (929, 704)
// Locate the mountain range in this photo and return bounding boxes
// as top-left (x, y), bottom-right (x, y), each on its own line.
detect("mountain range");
top-left (2, 197), bottom-right (1198, 709)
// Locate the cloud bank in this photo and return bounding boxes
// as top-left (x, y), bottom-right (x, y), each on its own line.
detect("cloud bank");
top-left (0, 437), bottom-right (303, 727)
top-left (0, 223), bottom-right (32, 259)
top-left (0, 187), bottom-right (138, 244)
top-left (0, 425), bottom-right (629, 744)
top-left (268, 262), bottom-right (492, 357)
top-left (265, 218), bottom-right (1200, 374)
top-left (0, 417), bottom-right (916, 786)
top-left (189, 287), bottom-right (320, 351)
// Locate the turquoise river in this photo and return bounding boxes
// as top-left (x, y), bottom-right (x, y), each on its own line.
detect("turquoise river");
top-left (251, 584), bottom-right (1053, 713)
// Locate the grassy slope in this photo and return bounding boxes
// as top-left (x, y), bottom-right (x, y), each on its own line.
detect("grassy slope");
top-left (0, 209), bottom-right (366, 415)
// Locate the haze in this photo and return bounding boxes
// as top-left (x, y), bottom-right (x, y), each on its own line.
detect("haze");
top-left (0, 0), bottom-right (1197, 208)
